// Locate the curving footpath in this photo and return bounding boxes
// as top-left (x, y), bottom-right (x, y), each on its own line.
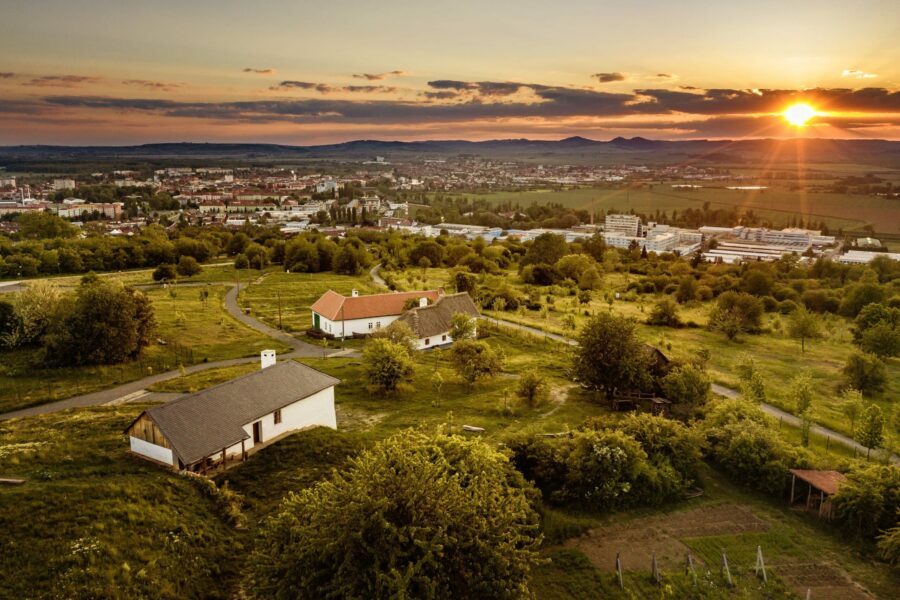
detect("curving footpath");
top-left (481, 314), bottom-right (899, 464)
top-left (0, 283), bottom-right (352, 421)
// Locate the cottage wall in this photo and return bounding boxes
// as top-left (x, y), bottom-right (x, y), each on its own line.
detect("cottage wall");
top-left (239, 386), bottom-right (337, 450)
top-left (313, 313), bottom-right (400, 338)
top-left (129, 436), bottom-right (175, 465)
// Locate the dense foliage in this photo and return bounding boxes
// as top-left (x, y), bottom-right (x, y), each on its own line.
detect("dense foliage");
top-left (247, 432), bottom-right (543, 600)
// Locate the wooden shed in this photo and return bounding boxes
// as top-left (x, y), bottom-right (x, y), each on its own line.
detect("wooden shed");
top-left (788, 469), bottom-right (848, 520)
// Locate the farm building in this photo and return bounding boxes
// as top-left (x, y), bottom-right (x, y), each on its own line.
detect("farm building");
top-left (310, 288), bottom-right (444, 339)
top-left (788, 469), bottom-right (848, 519)
top-left (396, 292), bottom-right (481, 349)
top-left (125, 353), bottom-right (339, 473)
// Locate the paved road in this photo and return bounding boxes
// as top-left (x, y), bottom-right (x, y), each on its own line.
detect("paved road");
top-left (485, 315), bottom-right (899, 463)
top-left (0, 281), bottom-right (351, 421)
top-left (0, 281), bottom-right (25, 294)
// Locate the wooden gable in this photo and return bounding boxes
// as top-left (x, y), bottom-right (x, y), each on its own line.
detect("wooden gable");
top-left (126, 413), bottom-right (171, 450)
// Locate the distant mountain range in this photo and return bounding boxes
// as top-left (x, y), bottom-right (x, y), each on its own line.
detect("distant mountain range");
top-left (1, 137), bottom-right (899, 167)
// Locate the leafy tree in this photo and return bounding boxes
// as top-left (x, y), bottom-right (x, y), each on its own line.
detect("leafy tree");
top-left (451, 270), bottom-right (476, 294)
top-left (333, 243), bottom-right (369, 275)
top-left (841, 389), bottom-right (866, 432)
top-left (674, 276), bottom-right (698, 303)
top-left (842, 352), bottom-right (887, 395)
top-left (646, 297), bottom-right (680, 327)
top-left (572, 313), bottom-right (652, 398)
top-left (800, 410), bottom-right (813, 447)
top-left (1, 281), bottom-right (63, 347)
top-left (741, 269), bottom-right (774, 296)
top-left (877, 515), bottom-right (900, 566)
top-left (614, 413), bottom-right (704, 486)
top-left (234, 253), bottom-right (250, 269)
top-left (555, 254), bottom-right (594, 282)
top-left (244, 243), bottom-right (270, 270)
top-left (741, 371), bottom-right (767, 403)
top-left (247, 432), bottom-right (542, 600)
top-left (362, 338), bottom-right (415, 393)
top-left (176, 255), bottom-right (202, 278)
top-left (15, 212), bottom-right (77, 239)
top-left (789, 373), bottom-right (814, 413)
top-left (44, 279), bottom-right (155, 366)
top-left (660, 363), bottom-right (710, 406)
top-left (284, 237), bottom-right (320, 272)
top-left (448, 312), bottom-right (477, 342)
top-left (449, 339), bottom-right (503, 384)
top-left (152, 263), bottom-right (177, 282)
top-left (787, 306), bottom-right (821, 352)
top-left (833, 465), bottom-right (900, 537)
top-left (859, 320), bottom-right (900, 358)
top-left (856, 404), bottom-right (885, 458)
top-left (521, 233), bottom-right (568, 267)
top-left (370, 320), bottom-right (418, 354)
top-left (839, 282), bottom-right (885, 317)
top-left (708, 291), bottom-right (763, 340)
top-left (409, 240), bottom-right (445, 267)
top-left (516, 371), bottom-right (548, 408)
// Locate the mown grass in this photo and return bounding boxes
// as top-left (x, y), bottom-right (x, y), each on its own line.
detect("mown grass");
top-left (238, 270), bottom-right (381, 333)
top-left (146, 363), bottom-right (259, 393)
top-left (0, 285), bottom-right (290, 414)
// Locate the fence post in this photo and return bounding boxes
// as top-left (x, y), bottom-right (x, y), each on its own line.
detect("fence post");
top-left (651, 552), bottom-right (660, 584)
top-left (616, 552), bottom-right (624, 589)
top-left (755, 545), bottom-right (767, 584)
top-left (686, 551), bottom-right (697, 585)
top-left (721, 552), bottom-right (733, 586)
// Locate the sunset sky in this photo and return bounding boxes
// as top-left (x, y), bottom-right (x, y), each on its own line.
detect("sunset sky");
top-left (2, 0), bottom-right (899, 145)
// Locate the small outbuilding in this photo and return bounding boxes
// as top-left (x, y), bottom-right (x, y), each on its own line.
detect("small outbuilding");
top-left (125, 355), bottom-right (339, 474)
top-left (788, 469), bottom-right (848, 520)
top-left (396, 292), bottom-right (481, 349)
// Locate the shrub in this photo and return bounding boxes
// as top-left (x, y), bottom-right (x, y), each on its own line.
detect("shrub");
top-left (572, 313), bottom-right (652, 398)
top-left (646, 297), bottom-right (680, 327)
top-left (362, 338), bottom-right (415, 393)
top-left (660, 363), bottom-right (711, 406)
top-left (247, 432), bottom-right (542, 599)
top-left (449, 339), bottom-right (503, 383)
top-left (842, 352), bottom-right (887, 394)
top-left (516, 371), bottom-right (548, 408)
top-left (833, 465), bottom-right (900, 539)
top-left (176, 255), bottom-right (202, 277)
top-left (152, 263), bottom-right (177, 282)
top-left (708, 291), bottom-right (763, 339)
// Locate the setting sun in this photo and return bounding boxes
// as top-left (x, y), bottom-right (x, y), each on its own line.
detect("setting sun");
top-left (783, 103), bottom-right (818, 126)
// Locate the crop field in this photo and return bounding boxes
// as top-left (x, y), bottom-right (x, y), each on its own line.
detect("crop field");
top-left (451, 186), bottom-right (900, 234)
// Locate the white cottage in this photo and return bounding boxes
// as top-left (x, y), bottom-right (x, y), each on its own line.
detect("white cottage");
top-left (396, 292), bottom-right (481, 349)
top-left (310, 288), bottom-right (443, 339)
top-left (125, 355), bottom-right (339, 473)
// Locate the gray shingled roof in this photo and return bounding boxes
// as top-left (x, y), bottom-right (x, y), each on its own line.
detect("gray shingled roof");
top-left (141, 361), bottom-right (340, 466)
top-left (397, 292), bottom-right (480, 339)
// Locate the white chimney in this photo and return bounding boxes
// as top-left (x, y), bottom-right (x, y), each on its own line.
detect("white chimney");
top-left (261, 349), bottom-right (277, 369)
top-left (419, 297), bottom-right (428, 308)
top-left (351, 289), bottom-right (359, 298)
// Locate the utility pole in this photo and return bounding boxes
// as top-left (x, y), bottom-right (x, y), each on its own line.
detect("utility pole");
top-left (276, 291), bottom-right (283, 330)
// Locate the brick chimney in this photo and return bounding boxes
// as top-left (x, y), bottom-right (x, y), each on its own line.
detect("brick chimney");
top-left (419, 296), bottom-right (428, 308)
top-left (261, 349), bottom-right (277, 369)
top-left (351, 289), bottom-right (359, 297)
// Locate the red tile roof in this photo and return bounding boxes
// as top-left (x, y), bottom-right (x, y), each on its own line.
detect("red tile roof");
top-left (789, 469), bottom-right (848, 495)
top-left (311, 289), bottom-right (443, 321)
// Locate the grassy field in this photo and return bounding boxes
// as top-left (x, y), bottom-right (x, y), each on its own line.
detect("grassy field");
top-left (3, 325), bottom-right (897, 598)
top-left (443, 186), bottom-right (900, 234)
top-left (238, 270), bottom-right (382, 333)
top-left (388, 266), bottom-right (899, 455)
top-left (0, 284), bottom-right (290, 414)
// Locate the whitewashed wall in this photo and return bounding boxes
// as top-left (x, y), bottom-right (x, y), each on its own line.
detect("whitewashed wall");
top-left (313, 314), bottom-right (400, 338)
top-left (239, 385), bottom-right (337, 451)
top-left (129, 436), bottom-right (174, 466)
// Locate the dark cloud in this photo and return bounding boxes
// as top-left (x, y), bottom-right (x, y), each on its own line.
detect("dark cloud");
top-left (0, 72), bottom-right (14, 79)
top-left (635, 87), bottom-right (900, 114)
top-left (23, 75), bottom-right (100, 88)
top-left (352, 70), bottom-right (406, 81)
top-left (122, 79), bottom-right (180, 91)
top-left (656, 73), bottom-right (673, 78)
top-left (271, 81), bottom-right (396, 94)
top-left (593, 72), bottom-right (626, 83)
top-left (243, 68), bottom-right (276, 75)
top-left (428, 80), bottom-right (478, 91)
top-left (426, 80), bottom-right (523, 96)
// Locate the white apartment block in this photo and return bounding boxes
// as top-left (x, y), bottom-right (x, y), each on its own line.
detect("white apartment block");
top-left (604, 214), bottom-right (642, 237)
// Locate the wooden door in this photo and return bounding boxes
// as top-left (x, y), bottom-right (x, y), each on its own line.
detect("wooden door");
top-left (253, 421), bottom-right (262, 444)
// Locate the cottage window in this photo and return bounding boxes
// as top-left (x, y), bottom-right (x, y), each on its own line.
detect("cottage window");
top-left (442, 335), bottom-right (447, 342)
top-left (425, 338), bottom-right (430, 345)
top-left (274, 409), bottom-right (282, 425)
top-left (368, 322), bottom-right (373, 330)
top-left (376, 321), bottom-right (382, 329)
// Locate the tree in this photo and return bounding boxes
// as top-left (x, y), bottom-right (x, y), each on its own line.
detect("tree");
top-left (741, 269), bottom-right (774, 296)
top-left (362, 338), bottom-right (415, 393)
top-left (877, 516), bottom-right (900, 566)
top-left (370, 320), bottom-right (418, 354)
top-left (660, 363), bottom-right (710, 406)
top-left (44, 279), bottom-right (156, 366)
top-left (842, 352), bottom-right (887, 395)
top-left (516, 371), bottom-right (548, 408)
top-left (247, 432), bottom-right (542, 600)
top-left (449, 339), bottom-right (503, 384)
top-left (572, 313), bottom-right (652, 398)
top-left (859, 321), bottom-right (900, 358)
top-left (841, 389), bottom-right (866, 432)
top-left (741, 371), bottom-right (767, 403)
top-left (521, 232), bottom-right (568, 267)
top-left (674, 276), bottom-right (698, 304)
top-left (800, 410), bottom-right (813, 447)
top-left (789, 373), bottom-right (814, 413)
top-left (787, 306), bottom-right (821, 353)
top-left (646, 297), bottom-right (680, 327)
top-left (176, 255), bottom-right (202, 277)
top-left (15, 212), bottom-right (77, 239)
top-left (152, 263), bottom-right (177, 282)
top-left (333, 244), bottom-right (369, 275)
top-left (708, 291), bottom-right (763, 340)
top-left (0, 299), bottom-right (15, 344)
top-left (856, 404), bottom-right (885, 458)
top-left (839, 283), bottom-right (885, 317)
top-left (1, 281), bottom-right (63, 347)
top-left (448, 312), bottom-right (477, 341)
top-left (234, 253), bottom-right (250, 269)
top-left (833, 465), bottom-right (900, 537)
